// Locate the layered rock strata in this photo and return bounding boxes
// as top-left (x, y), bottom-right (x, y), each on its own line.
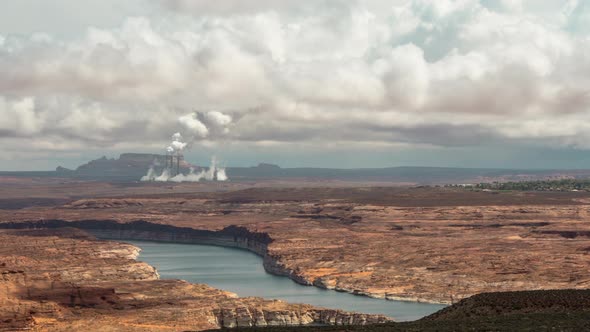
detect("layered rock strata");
top-left (0, 228), bottom-right (390, 331)
top-left (2, 186), bottom-right (590, 306)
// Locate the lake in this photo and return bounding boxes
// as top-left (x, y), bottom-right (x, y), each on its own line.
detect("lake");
top-left (128, 240), bottom-right (446, 321)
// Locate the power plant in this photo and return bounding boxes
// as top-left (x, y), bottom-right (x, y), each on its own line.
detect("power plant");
top-left (165, 151), bottom-right (183, 177)
top-left (140, 131), bottom-right (228, 182)
top-left (141, 153), bottom-right (227, 182)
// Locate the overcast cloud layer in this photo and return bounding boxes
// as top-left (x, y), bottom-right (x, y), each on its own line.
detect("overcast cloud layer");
top-left (1, 0), bottom-right (590, 170)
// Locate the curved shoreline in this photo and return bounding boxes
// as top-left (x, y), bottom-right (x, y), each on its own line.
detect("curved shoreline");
top-left (0, 219), bottom-right (447, 305)
top-left (0, 228), bottom-right (394, 329)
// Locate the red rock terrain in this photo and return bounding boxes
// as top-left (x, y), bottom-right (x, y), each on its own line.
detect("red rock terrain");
top-left (2, 181), bottom-right (590, 328)
top-left (0, 228), bottom-right (390, 331)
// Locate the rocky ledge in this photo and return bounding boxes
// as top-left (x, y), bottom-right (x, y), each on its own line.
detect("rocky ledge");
top-left (0, 219), bottom-right (395, 303)
top-left (5, 186), bottom-right (590, 306)
top-left (0, 228), bottom-right (391, 331)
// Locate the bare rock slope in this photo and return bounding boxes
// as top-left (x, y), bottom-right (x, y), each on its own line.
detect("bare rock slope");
top-left (0, 228), bottom-right (390, 331)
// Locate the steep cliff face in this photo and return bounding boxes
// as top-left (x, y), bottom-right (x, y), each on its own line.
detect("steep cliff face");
top-left (0, 228), bottom-right (159, 330)
top-left (5, 181), bottom-right (590, 321)
top-left (0, 219), bottom-right (334, 293)
top-left (0, 227), bottom-right (392, 331)
top-left (214, 306), bottom-right (389, 328)
top-left (263, 254), bottom-right (314, 286)
top-left (0, 219), bottom-right (271, 256)
top-left (0, 219), bottom-right (424, 301)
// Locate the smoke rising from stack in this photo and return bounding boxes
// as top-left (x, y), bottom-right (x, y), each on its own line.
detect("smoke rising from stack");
top-left (140, 111), bottom-right (232, 183)
top-left (141, 156), bottom-right (227, 182)
top-left (178, 113), bottom-right (209, 138)
top-left (216, 168), bottom-right (228, 181)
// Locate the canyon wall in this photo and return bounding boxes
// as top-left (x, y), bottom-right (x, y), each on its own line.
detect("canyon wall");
top-left (0, 228), bottom-right (391, 331)
top-left (2, 219), bottom-right (386, 300)
top-left (0, 219), bottom-right (271, 256)
top-left (0, 219), bottom-right (312, 288)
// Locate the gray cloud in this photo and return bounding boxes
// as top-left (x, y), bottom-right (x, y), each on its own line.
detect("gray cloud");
top-left (1, 0), bottom-right (590, 168)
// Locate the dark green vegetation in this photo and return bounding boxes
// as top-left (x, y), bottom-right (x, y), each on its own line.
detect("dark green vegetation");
top-left (207, 290), bottom-right (590, 332)
top-left (473, 179), bottom-right (590, 191)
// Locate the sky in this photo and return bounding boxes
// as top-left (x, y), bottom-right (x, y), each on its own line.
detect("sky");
top-left (1, 0), bottom-right (590, 170)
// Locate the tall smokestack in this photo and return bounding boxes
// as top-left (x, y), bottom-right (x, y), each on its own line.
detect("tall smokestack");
top-left (177, 154), bottom-right (181, 176)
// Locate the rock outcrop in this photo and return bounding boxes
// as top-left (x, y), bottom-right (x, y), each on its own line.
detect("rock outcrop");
top-left (214, 305), bottom-right (388, 328)
top-left (3, 184), bottom-right (590, 307)
top-left (0, 228), bottom-right (390, 331)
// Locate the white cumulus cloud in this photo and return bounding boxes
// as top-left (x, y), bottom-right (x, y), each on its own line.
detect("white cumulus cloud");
top-left (1, 0), bottom-right (590, 163)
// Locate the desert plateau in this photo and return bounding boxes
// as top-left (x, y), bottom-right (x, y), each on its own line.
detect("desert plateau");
top-left (1, 176), bottom-right (590, 330)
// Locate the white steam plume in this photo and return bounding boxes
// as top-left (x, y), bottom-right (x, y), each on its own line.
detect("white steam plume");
top-left (140, 166), bottom-right (157, 181)
top-left (140, 111), bottom-right (232, 182)
top-left (141, 156), bottom-right (229, 182)
top-left (204, 156), bottom-right (217, 181)
top-left (170, 140), bottom-right (187, 151)
top-left (155, 168), bottom-right (173, 182)
top-left (179, 113), bottom-right (209, 138)
top-left (217, 168), bottom-right (228, 181)
top-left (170, 132), bottom-right (187, 151)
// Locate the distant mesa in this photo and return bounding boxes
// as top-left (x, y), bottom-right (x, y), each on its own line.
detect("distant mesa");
top-left (254, 163), bottom-right (281, 170)
top-left (55, 166), bottom-right (74, 174)
top-left (54, 154), bottom-right (287, 182)
top-left (6, 152), bottom-right (590, 184)
top-left (73, 153), bottom-right (195, 180)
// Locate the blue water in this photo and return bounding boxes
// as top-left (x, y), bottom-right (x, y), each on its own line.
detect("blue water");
top-left (129, 240), bottom-right (446, 321)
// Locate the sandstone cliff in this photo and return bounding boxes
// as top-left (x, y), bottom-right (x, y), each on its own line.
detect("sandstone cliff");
top-left (0, 228), bottom-right (391, 331)
top-left (3, 185), bottom-right (590, 307)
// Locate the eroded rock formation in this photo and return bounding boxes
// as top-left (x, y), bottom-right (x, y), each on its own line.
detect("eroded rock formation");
top-left (0, 228), bottom-right (390, 331)
top-left (2, 184), bottom-right (590, 308)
